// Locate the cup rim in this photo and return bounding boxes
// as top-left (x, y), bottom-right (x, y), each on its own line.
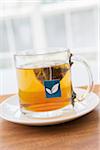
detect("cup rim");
top-left (14, 48), bottom-right (70, 57)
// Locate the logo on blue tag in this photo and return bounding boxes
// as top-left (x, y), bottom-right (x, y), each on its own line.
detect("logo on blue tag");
top-left (44, 79), bottom-right (61, 98)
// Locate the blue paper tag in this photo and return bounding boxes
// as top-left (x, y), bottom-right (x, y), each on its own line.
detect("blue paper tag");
top-left (44, 79), bottom-right (61, 98)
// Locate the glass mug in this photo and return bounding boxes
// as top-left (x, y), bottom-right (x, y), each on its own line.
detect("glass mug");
top-left (14, 49), bottom-right (93, 118)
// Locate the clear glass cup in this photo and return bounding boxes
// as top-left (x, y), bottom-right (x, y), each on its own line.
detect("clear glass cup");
top-left (14, 49), bottom-right (93, 118)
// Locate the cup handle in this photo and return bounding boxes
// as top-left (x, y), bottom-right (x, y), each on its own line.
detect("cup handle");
top-left (71, 54), bottom-right (93, 101)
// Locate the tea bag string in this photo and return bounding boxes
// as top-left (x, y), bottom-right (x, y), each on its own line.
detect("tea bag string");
top-left (49, 66), bottom-right (52, 80)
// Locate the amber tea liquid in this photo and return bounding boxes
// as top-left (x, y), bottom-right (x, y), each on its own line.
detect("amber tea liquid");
top-left (17, 62), bottom-right (72, 112)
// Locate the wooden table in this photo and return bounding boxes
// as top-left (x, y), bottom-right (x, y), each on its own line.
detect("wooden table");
top-left (0, 85), bottom-right (100, 150)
